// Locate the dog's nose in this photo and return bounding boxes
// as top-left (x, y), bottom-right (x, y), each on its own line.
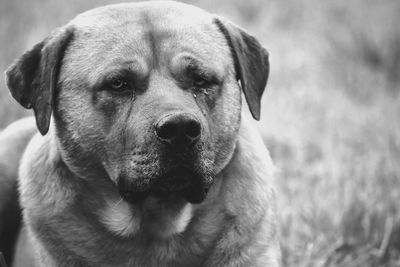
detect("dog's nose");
top-left (154, 114), bottom-right (201, 146)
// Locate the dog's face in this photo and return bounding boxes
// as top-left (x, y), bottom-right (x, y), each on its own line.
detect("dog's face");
top-left (5, 2), bottom-right (269, 204)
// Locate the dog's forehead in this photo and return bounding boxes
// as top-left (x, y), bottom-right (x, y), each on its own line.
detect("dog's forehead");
top-left (65, 1), bottom-right (232, 78)
top-left (71, 1), bottom-right (213, 28)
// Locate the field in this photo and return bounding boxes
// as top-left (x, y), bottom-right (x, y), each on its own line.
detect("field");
top-left (1, 0), bottom-right (400, 266)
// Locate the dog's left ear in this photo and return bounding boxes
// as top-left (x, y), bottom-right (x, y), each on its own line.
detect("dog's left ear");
top-left (214, 18), bottom-right (269, 121)
top-left (4, 27), bottom-right (74, 135)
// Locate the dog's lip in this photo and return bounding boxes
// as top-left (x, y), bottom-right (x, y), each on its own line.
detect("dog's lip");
top-left (118, 167), bottom-right (210, 204)
top-left (119, 189), bottom-right (150, 203)
top-left (117, 178), bottom-right (152, 203)
top-left (179, 184), bottom-right (210, 204)
top-left (153, 168), bottom-right (194, 192)
top-left (154, 168), bottom-right (211, 204)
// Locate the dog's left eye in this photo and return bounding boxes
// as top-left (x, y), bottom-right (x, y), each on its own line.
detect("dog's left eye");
top-left (110, 77), bottom-right (129, 91)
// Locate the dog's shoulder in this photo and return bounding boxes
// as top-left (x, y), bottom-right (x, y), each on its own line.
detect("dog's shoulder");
top-left (18, 124), bottom-right (78, 218)
top-left (0, 117), bottom-right (37, 170)
top-left (223, 114), bottom-right (276, 210)
top-left (0, 117), bottom-right (37, 199)
top-left (209, 115), bottom-right (280, 266)
top-left (0, 117), bottom-right (36, 265)
top-left (0, 116), bottom-right (37, 216)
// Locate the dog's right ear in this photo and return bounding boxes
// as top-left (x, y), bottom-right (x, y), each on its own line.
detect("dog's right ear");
top-left (4, 27), bottom-right (74, 135)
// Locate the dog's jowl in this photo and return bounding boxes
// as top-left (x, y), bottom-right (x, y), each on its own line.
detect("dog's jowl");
top-left (0, 2), bottom-right (280, 266)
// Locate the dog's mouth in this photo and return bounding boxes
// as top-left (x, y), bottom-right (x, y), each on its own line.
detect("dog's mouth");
top-left (118, 168), bottom-right (211, 204)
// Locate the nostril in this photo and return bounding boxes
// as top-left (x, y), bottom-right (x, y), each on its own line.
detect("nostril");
top-left (156, 122), bottom-right (177, 141)
top-left (154, 114), bottom-right (202, 145)
top-left (185, 120), bottom-right (201, 139)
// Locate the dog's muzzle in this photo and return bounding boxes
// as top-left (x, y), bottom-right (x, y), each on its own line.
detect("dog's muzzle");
top-left (117, 113), bottom-right (210, 204)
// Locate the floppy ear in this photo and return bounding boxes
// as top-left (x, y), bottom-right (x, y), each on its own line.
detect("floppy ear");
top-left (214, 18), bottom-right (269, 120)
top-left (4, 27), bottom-right (74, 135)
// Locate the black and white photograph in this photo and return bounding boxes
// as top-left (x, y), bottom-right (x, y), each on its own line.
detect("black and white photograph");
top-left (0, 0), bottom-right (399, 266)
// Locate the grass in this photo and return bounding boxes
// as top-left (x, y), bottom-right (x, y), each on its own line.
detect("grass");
top-left (1, 0), bottom-right (400, 266)
top-left (255, 1), bottom-right (400, 266)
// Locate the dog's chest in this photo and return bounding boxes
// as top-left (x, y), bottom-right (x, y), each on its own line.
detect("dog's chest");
top-left (31, 198), bottom-right (226, 266)
top-left (97, 200), bottom-right (225, 266)
top-left (99, 197), bottom-right (195, 238)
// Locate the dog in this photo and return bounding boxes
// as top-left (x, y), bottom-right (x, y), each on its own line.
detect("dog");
top-left (0, 1), bottom-right (280, 266)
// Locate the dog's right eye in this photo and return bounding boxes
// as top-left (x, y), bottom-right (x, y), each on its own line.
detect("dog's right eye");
top-left (110, 77), bottom-right (129, 91)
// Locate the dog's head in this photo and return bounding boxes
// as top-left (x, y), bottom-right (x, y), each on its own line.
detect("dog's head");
top-left (5, 2), bottom-right (269, 204)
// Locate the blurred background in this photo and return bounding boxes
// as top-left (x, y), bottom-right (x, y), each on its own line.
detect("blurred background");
top-left (1, 0), bottom-right (400, 266)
